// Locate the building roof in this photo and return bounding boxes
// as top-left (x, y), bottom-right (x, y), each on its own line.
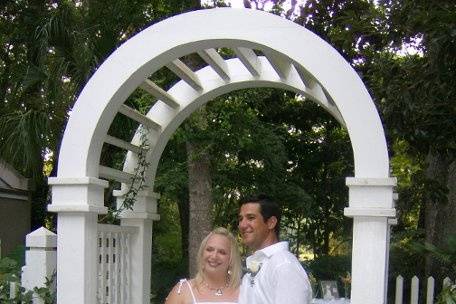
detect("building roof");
top-left (0, 159), bottom-right (29, 192)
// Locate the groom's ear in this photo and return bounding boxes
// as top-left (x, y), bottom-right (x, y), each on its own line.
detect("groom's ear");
top-left (266, 216), bottom-right (277, 231)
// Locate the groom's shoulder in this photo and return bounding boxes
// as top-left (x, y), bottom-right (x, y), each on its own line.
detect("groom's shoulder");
top-left (270, 246), bottom-right (298, 263)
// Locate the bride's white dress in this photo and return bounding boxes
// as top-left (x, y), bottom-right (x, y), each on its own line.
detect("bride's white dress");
top-left (177, 279), bottom-right (238, 304)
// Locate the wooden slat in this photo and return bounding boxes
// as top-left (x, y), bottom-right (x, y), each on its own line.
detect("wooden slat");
top-left (411, 276), bottom-right (419, 304)
top-left (294, 64), bottom-right (314, 88)
top-left (263, 50), bottom-right (291, 79)
top-left (197, 48), bottom-right (230, 80)
top-left (234, 47), bottom-right (261, 77)
top-left (120, 234), bottom-right (126, 304)
top-left (166, 59), bottom-right (203, 91)
top-left (293, 64), bottom-right (345, 125)
top-left (139, 79), bottom-right (180, 109)
top-left (99, 165), bottom-right (134, 184)
top-left (395, 275), bottom-right (403, 304)
top-left (426, 277), bottom-right (434, 304)
top-left (113, 232), bottom-right (120, 304)
top-left (105, 135), bottom-right (141, 154)
top-left (124, 234), bottom-right (131, 302)
top-left (99, 232), bottom-right (107, 304)
top-left (118, 104), bottom-right (161, 131)
top-left (295, 64), bottom-right (337, 108)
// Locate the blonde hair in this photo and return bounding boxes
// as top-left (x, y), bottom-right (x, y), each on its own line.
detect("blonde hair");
top-left (194, 227), bottom-right (242, 289)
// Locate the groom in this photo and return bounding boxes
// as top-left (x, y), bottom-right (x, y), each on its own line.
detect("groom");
top-left (238, 195), bottom-right (312, 304)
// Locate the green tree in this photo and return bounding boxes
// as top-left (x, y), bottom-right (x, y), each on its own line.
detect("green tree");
top-left (367, 0), bottom-right (456, 278)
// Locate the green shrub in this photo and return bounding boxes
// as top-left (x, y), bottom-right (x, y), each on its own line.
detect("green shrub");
top-left (306, 255), bottom-right (351, 298)
top-left (0, 254), bottom-right (56, 303)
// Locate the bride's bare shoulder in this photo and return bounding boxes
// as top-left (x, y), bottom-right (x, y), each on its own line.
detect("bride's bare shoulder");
top-left (164, 279), bottom-right (193, 304)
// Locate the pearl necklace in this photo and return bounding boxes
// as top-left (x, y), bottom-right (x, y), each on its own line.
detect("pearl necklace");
top-left (202, 280), bottom-right (229, 296)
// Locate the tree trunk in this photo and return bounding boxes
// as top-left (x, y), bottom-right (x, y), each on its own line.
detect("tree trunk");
top-left (180, 39), bottom-right (213, 277)
top-left (187, 141), bottom-right (213, 277)
top-left (424, 150), bottom-right (456, 279)
top-left (177, 190), bottom-right (190, 275)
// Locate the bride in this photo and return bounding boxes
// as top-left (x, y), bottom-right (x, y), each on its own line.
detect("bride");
top-left (165, 227), bottom-right (242, 304)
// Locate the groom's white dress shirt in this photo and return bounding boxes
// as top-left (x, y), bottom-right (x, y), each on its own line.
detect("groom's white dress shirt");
top-left (239, 241), bottom-right (312, 304)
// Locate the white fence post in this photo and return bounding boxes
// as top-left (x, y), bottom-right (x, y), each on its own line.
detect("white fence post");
top-left (116, 189), bottom-right (160, 304)
top-left (395, 275), bottom-right (404, 304)
top-left (21, 227), bottom-right (57, 304)
top-left (410, 276), bottom-right (419, 304)
top-left (426, 277), bottom-right (435, 304)
top-left (9, 281), bottom-right (19, 300)
top-left (393, 275), bottom-right (453, 304)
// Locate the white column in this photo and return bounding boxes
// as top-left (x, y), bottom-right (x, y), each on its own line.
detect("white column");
top-left (21, 227), bottom-right (57, 304)
top-left (48, 177), bottom-right (108, 304)
top-left (116, 189), bottom-right (160, 304)
top-left (344, 177), bottom-right (396, 304)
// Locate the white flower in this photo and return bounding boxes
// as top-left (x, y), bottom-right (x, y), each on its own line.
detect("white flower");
top-left (247, 260), bottom-right (262, 274)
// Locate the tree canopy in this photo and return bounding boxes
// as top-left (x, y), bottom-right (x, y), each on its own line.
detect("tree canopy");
top-left (1, 0), bottom-right (455, 301)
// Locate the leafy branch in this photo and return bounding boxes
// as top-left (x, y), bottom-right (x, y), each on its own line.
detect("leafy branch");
top-left (101, 128), bottom-right (151, 223)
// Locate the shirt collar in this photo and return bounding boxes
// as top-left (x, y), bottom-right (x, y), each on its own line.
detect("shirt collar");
top-left (251, 242), bottom-right (288, 258)
top-left (245, 241), bottom-right (288, 271)
top-left (257, 241), bottom-right (288, 258)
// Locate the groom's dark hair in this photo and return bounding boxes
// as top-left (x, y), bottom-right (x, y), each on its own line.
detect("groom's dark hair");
top-left (239, 194), bottom-right (281, 237)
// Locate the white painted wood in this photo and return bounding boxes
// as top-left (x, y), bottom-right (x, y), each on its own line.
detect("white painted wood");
top-left (345, 177), bottom-right (397, 210)
top-left (9, 281), bottom-right (19, 300)
top-left (388, 218), bottom-right (398, 225)
top-left (99, 165), bottom-right (134, 184)
top-left (350, 217), bottom-right (390, 304)
top-left (118, 104), bottom-right (161, 131)
top-left (57, 8), bottom-right (390, 179)
top-left (411, 276), bottom-right (419, 304)
top-left (394, 275), bottom-right (456, 304)
top-left (51, 8), bottom-right (396, 304)
top-left (443, 277), bottom-right (452, 287)
top-left (96, 224), bottom-right (137, 304)
top-left (98, 224), bottom-right (138, 234)
top-left (294, 64), bottom-right (345, 125)
top-left (98, 232), bottom-right (107, 304)
top-left (105, 135), bottom-right (142, 154)
top-left (343, 207), bottom-right (396, 217)
top-left (395, 275), bottom-right (403, 304)
top-left (126, 233), bottom-right (132, 302)
top-left (113, 232), bottom-right (120, 304)
top-left (346, 178), bottom-right (395, 304)
top-left (139, 79), bottom-right (180, 109)
top-left (120, 218), bottom-right (153, 304)
top-left (48, 177), bottom-right (108, 213)
top-left (166, 59), bottom-right (203, 91)
top-left (263, 50), bottom-right (291, 79)
top-left (126, 57), bottom-right (342, 189)
top-left (296, 65), bottom-right (344, 122)
top-left (20, 228), bottom-right (57, 304)
top-left (56, 213), bottom-right (99, 304)
top-left (234, 47), bottom-right (261, 77)
top-left (294, 63), bottom-right (315, 88)
top-left (426, 277), bottom-right (434, 304)
top-left (197, 48), bottom-right (230, 80)
top-left (114, 192), bottom-right (158, 304)
top-left (120, 233), bottom-right (130, 303)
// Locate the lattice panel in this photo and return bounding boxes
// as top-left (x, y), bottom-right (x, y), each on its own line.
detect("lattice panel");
top-left (97, 224), bottom-right (135, 304)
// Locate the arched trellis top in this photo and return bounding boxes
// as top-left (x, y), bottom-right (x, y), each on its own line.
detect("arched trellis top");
top-left (57, 8), bottom-right (389, 185)
top-left (49, 8), bottom-right (396, 304)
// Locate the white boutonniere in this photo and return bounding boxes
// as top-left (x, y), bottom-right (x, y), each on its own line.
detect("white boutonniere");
top-left (246, 260), bottom-right (262, 287)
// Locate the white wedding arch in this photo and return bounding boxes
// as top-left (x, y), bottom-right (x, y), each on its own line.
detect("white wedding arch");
top-left (48, 8), bottom-right (396, 304)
